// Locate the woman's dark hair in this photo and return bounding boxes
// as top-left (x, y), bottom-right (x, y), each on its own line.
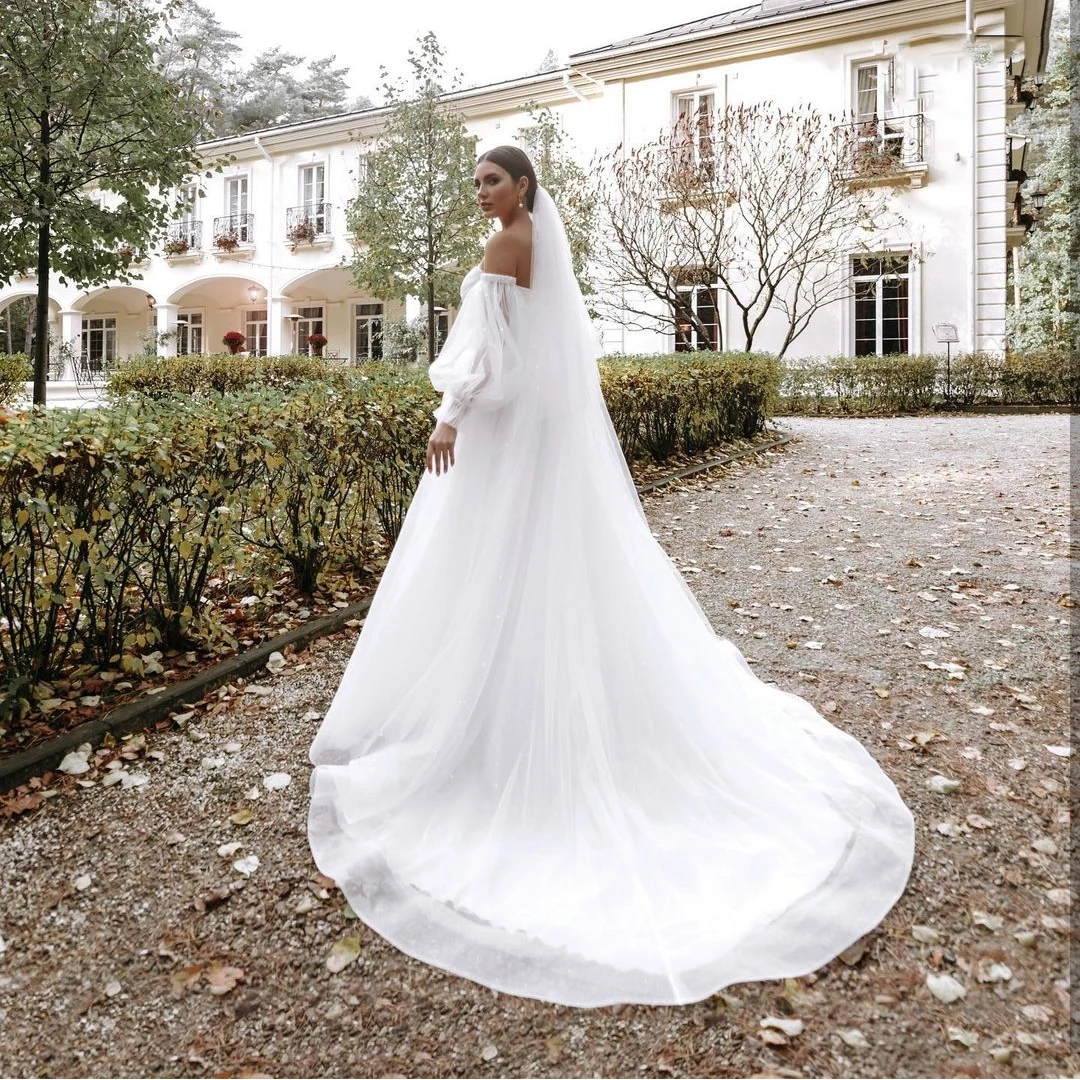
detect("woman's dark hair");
top-left (476, 145), bottom-right (538, 211)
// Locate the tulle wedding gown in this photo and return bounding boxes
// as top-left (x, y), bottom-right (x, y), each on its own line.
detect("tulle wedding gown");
top-left (307, 187), bottom-right (915, 1007)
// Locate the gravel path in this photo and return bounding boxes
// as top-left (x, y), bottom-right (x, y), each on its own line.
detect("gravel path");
top-left (0, 414), bottom-right (1073, 1080)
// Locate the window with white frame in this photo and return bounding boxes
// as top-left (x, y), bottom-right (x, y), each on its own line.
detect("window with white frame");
top-left (852, 254), bottom-right (909, 355)
top-left (81, 316), bottom-right (117, 370)
top-left (853, 60), bottom-right (903, 162)
top-left (225, 175), bottom-right (252, 241)
top-left (355, 154), bottom-right (369, 188)
top-left (672, 267), bottom-right (720, 352)
top-left (434, 305), bottom-right (450, 354)
top-left (176, 311), bottom-right (203, 355)
top-left (295, 305), bottom-right (325, 353)
top-left (299, 164), bottom-right (328, 233)
top-left (354, 302), bottom-right (383, 360)
top-left (245, 307), bottom-right (268, 357)
top-left (673, 90), bottom-right (715, 176)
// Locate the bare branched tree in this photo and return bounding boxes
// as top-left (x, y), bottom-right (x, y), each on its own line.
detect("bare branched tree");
top-left (593, 103), bottom-right (904, 355)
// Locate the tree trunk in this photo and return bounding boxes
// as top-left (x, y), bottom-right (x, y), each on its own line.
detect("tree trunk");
top-left (33, 220), bottom-right (50, 406)
top-left (426, 268), bottom-right (436, 367)
top-left (33, 108), bottom-right (51, 407)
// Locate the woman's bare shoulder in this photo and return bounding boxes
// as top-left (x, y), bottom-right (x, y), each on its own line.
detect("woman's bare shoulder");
top-left (483, 226), bottom-right (532, 282)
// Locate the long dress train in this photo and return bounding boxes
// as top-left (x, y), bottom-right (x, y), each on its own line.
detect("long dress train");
top-left (307, 190), bottom-right (915, 1007)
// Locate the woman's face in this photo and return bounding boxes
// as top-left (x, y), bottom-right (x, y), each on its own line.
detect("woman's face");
top-left (474, 159), bottom-right (525, 220)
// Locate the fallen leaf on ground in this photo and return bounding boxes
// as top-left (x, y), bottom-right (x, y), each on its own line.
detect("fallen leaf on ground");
top-left (926, 973), bottom-right (966, 1003)
top-left (325, 937), bottom-right (362, 974)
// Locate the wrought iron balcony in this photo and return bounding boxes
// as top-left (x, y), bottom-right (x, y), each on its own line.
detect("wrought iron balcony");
top-left (165, 220), bottom-right (202, 255)
top-left (842, 114), bottom-right (925, 178)
top-left (286, 203), bottom-right (331, 245)
top-left (211, 213), bottom-right (254, 251)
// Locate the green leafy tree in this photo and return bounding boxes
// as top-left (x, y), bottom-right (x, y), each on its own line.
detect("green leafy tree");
top-left (518, 105), bottom-right (596, 298)
top-left (347, 32), bottom-right (487, 365)
top-left (1006, 4), bottom-right (1077, 353)
top-left (0, 0), bottom-right (206, 404)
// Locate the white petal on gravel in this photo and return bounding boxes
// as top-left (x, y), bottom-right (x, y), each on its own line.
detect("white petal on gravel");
top-left (969, 704), bottom-right (994, 716)
top-left (1044, 744), bottom-right (1072, 757)
top-left (947, 1027), bottom-right (978, 1048)
top-left (201, 756), bottom-right (226, 770)
top-left (990, 1047), bottom-right (1013, 1064)
top-left (263, 772), bottom-right (291, 790)
top-left (802, 641), bottom-right (823, 650)
top-left (217, 841), bottom-right (243, 857)
top-left (760, 1016), bottom-right (804, 1036)
top-left (105, 980), bottom-right (122, 997)
top-left (1031, 836), bottom-right (1058, 856)
top-left (926, 973), bottom-right (967, 1003)
top-left (223, 741), bottom-right (242, 754)
top-left (982, 962), bottom-right (1012, 982)
top-left (926, 774), bottom-right (961, 794)
top-left (302, 710), bottom-right (323, 722)
top-left (919, 626), bottom-right (951, 638)
top-left (265, 651), bottom-right (287, 674)
top-left (838, 1028), bottom-right (870, 1049)
top-left (1013, 930), bottom-right (1038, 948)
top-left (232, 855), bottom-right (260, 876)
top-left (119, 772), bottom-right (149, 789)
top-left (1045, 888), bottom-right (1071, 907)
top-left (74, 874), bottom-right (92, 891)
top-left (58, 744), bottom-right (92, 775)
top-left (165, 832), bottom-right (185, 846)
top-left (244, 786), bottom-right (263, 800)
top-left (911, 925), bottom-right (941, 944)
top-left (972, 910), bottom-right (1003, 931)
top-left (101, 772), bottom-right (124, 788)
top-left (480, 1045), bottom-right (499, 1063)
top-left (1008, 757), bottom-right (1028, 771)
top-left (1021, 1003), bottom-right (1053, 1023)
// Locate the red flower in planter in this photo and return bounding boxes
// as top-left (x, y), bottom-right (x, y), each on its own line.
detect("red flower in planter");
top-left (306, 333), bottom-right (328, 347)
top-left (222, 330), bottom-right (247, 354)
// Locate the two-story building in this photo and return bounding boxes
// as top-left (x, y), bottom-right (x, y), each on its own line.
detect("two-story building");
top-left (0, 0), bottom-right (1053, 378)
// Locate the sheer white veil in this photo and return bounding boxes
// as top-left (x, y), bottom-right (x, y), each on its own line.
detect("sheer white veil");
top-left (527, 185), bottom-right (606, 418)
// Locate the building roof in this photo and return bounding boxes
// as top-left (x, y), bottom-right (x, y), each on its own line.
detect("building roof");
top-left (571, 0), bottom-right (896, 59)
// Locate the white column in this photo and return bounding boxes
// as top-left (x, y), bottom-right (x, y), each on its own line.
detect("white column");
top-left (268, 295), bottom-right (289, 356)
top-left (156, 303), bottom-right (178, 357)
top-left (59, 310), bottom-right (81, 380)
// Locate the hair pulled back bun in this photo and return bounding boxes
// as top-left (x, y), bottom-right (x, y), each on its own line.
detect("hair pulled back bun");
top-left (476, 145), bottom-right (538, 211)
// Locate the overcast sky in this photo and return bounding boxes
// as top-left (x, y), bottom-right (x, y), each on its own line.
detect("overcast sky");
top-left (200, 0), bottom-right (751, 102)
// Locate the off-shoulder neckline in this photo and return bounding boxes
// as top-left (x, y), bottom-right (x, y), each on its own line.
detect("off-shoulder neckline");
top-left (473, 266), bottom-right (531, 291)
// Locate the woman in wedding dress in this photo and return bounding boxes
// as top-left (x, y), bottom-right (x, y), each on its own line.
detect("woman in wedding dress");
top-left (307, 146), bottom-right (915, 1007)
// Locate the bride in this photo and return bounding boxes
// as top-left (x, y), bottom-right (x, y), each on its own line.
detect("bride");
top-left (307, 146), bottom-right (915, 1007)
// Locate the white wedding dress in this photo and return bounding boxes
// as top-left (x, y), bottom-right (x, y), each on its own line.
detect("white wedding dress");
top-left (307, 188), bottom-right (915, 1007)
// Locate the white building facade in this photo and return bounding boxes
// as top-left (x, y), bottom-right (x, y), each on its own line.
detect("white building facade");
top-left (0, 0), bottom-right (1053, 375)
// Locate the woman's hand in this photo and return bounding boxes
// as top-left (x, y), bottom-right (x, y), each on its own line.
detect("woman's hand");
top-left (426, 420), bottom-right (458, 475)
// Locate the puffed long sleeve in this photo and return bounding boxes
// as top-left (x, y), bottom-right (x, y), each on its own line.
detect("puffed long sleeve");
top-left (429, 272), bottom-right (523, 429)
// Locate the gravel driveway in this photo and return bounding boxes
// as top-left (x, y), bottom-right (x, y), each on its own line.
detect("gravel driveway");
top-left (0, 413), bottom-right (1073, 1079)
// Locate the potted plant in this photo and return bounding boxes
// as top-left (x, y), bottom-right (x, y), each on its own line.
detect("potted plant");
top-left (117, 243), bottom-right (137, 261)
top-left (164, 236), bottom-right (190, 256)
top-left (215, 232), bottom-right (240, 252)
top-left (222, 330), bottom-right (247, 355)
top-left (307, 332), bottom-right (328, 357)
top-left (287, 219), bottom-right (317, 246)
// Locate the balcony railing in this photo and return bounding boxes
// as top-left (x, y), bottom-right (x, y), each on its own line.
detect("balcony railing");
top-left (286, 203), bottom-right (331, 245)
top-left (212, 213), bottom-right (254, 251)
top-left (165, 220), bottom-right (202, 255)
top-left (841, 114), bottom-right (925, 179)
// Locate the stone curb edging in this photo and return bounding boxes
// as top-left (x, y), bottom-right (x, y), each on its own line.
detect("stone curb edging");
top-left (0, 429), bottom-right (795, 794)
top-left (635, 431), bottom-right (794, 494)
top-left (0, 599), bottom-right (374, 794)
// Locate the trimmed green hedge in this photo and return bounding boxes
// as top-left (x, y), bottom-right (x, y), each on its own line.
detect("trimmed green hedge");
top-left (780, 350), bottom-right (1076, 414)
top-left (0, 353), bottom-right (31, 407)
top-left (1, 353), bottom-right (778, 719)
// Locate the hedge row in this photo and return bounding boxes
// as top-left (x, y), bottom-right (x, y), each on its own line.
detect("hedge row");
top-left (1, 354), bottom-right (777, 718)
top-left (108, 352), bottom-right (781, 463)
top-left (780, 350), bottom-right (1076, 414)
